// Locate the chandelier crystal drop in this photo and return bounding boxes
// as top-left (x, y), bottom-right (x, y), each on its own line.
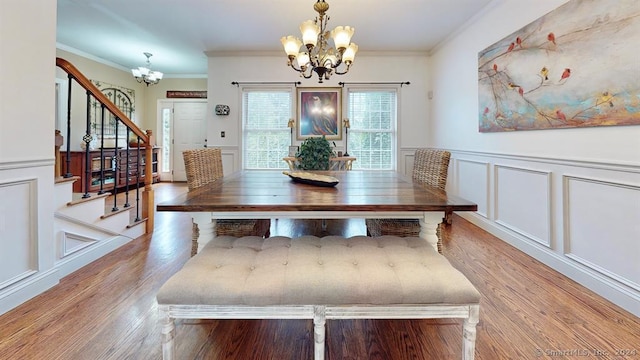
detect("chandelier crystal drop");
top-left (131, 52), bottom-right (163, 86)
top-left (280, 0), bottom-right (358, 83)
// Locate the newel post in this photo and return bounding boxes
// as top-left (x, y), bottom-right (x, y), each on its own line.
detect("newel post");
top-left (143, 129), bottom-right (155, 233)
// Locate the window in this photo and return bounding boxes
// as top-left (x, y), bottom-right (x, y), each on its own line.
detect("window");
top-left (347, 89), bottom-right (397, 170)
top-left (161, 108), bottom-right (171, 172)
top-left (243, 90), bottom-right (293, 169)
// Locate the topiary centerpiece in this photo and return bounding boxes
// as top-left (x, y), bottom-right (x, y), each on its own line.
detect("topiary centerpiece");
top-left (296, 136), bottom-right (335, 170)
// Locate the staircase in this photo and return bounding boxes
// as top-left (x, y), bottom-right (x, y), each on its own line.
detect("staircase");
top-left (53, 176), bottom-right (146, 277)
top-left (52, 57), bottom-right (154, 277)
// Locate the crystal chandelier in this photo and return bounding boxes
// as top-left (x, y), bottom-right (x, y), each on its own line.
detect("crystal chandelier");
top-left (281, 0), bottom-right (358, 83)
top-left (131, 52), bottom-right (163, 86)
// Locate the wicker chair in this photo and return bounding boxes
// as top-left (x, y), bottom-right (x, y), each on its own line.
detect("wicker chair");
top-left (183, 148), bottom-right (271, 256)
top-left (365, 148), bottom-right (451, 254)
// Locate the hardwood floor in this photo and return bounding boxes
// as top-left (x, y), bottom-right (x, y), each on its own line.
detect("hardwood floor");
top-left (1, 182), bottom-right (638, 359)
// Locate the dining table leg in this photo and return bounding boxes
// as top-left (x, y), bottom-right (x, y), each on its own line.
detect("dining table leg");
top-left (192, 212), bottom-right (216, 254)
top-left (419, 212), bottom-right (444, 252)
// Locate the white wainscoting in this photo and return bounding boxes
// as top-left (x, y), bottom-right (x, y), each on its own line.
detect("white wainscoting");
top-left (0, 159), bottom-right (59, 316)
top-left (400, 149), bottom-right (416, 177)
top-left (494, 165), bottom-right (552, 247)
top-left (0, 178), bottom-right (38, 290)
top-left (61, 231), bottom-right (99, 258)
top-left (210, 146), bottom-right (239, 174)
top-left (455, 159), bottom-right (490, 219)
top-left (398, 149), bottom-right (640, 317)
top-left (563, 176), bottom-right (640, 293)
top-left (444, 150), bottom-right (640, 317)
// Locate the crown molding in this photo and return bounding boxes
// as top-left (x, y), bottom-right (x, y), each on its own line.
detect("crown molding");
top-left (204, 49), bottom-right (429, 58)
top-left (429, 0), bottom-right (507, 55)
top-left (57, 43), bottom-right (207, 78)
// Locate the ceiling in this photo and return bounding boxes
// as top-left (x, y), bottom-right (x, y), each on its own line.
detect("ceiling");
top-left (57, 0), bottom-right (494, 77)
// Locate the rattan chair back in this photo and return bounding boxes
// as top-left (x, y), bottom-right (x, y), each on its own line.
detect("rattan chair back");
top-left (412, 148), bottom-right (451, 191)
top-left (182, 148), bottom-right (270, 256)
top-left (365, 148), bottom-right (451, 253)
top-left (182, 148), bottom-right (224, 192)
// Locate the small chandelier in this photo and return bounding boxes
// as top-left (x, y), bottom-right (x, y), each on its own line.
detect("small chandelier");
top-left (281, 0), bottom-right (358, 83)
top-left (131, 52), bottom-right (163, 86)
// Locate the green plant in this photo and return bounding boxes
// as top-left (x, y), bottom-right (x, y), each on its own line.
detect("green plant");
top-left (296, 136), bottom-right (335, 170)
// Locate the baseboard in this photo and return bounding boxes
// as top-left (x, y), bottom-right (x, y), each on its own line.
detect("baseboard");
top-left (55, 235), bottom-right (134, 278)
top-left (0, 268), bottom-right (60, 316)
top-left (459, 213), bottom-right (640, 318)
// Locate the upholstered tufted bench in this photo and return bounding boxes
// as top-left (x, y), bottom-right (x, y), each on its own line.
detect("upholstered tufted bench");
top-left (157, 235), bottom-right (480, 360)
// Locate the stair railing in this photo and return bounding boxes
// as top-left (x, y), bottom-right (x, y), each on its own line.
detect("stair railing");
top-left (56, 57), bottom-right (154, 233)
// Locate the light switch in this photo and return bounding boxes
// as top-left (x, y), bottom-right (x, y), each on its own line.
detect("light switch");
top-left (221, 131), bottom-right (225, 138)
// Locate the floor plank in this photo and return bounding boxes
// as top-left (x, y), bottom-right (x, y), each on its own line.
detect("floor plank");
top-left (0, 182), bottom-right (638, 360)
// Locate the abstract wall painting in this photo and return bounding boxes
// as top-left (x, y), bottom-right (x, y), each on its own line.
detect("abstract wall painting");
top-left (478, 0), bottom-right (640, 132)
top-left (297, 87), bottom-right (342, 140)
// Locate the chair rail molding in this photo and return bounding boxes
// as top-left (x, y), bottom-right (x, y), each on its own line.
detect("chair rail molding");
top-left (444, 148), bottom-right (640, 317)
top-left (448, 149), bottom-right (640, 174)
top-left (0, 158), bottom-right (55, 171)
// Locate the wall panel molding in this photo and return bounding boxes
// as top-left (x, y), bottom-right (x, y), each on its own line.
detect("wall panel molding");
top-left (563, 175), bottom-right (640, 292)
top-left (400, 149), bottom-right (417, 177)
top-left (61, 232), bottom-right (98, 258)
top-left (455, 158), bottom-right (490, 218)
top-left (220, 148), bottom-right (238, 174)
top-left (0, 178), bottom-right (39, 290)
top-left (445, 149), bottom-right (640, 317)
top-left (494, 165), bottom-right (552, 247)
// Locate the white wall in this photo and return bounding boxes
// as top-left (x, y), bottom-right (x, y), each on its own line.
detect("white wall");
top-left (429, 0), bottom-right (640, 163)
top-left (429, 0), bottom-right (640, 316)
top-left (0, 0), bottom-right (59, 314)
top-left (0, 13), bottom-right (206, 314)
top-left (206, 52), bottom-right (430, 172)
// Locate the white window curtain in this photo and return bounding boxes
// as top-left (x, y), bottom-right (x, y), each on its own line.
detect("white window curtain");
top-left (346, 89), bottom-right (397, 170)
top-left (242, 89), bottom-right (293, 169)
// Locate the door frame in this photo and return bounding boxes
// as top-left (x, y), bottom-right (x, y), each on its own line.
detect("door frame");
top-left (157, 99), bottom-right (207, 182)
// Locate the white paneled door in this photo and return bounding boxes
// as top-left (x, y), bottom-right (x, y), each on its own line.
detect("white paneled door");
top-left (160, 101), bottom-right (207, 182)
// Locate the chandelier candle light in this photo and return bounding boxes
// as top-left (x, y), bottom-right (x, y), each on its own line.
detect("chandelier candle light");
top-left (131, 52), bottom-right (163, 86)
top-left (281, 0), bottom-right (358, 83)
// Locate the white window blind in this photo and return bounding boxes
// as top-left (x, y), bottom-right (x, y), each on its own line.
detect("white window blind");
top-left (347, 90), bottom-right (397, 170)
top-left (243, 90), bottom-right (292, 169)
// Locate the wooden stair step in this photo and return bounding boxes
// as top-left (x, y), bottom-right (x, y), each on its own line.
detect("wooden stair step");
top-left (67, 192), bottom-right (111, 207)
top-left (55, 175), bottom-right (80, 185)
top-left (100, 205), bottom-right (134, 219)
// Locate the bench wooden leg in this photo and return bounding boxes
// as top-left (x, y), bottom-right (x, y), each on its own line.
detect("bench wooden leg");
top-left (160, 307), bottom-right (176, 360)
top-left (462, 304), bottom-right (480, 360)
top-left (314, 306), bottom-right (326, 360)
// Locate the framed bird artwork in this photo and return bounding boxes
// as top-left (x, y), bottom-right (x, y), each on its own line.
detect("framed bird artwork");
top-left (296, 87), bottom-right (342, 140)
top-left (477, 0), bottom-right (640, 132)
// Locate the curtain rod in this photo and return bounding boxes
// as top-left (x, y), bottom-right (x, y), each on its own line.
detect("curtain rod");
top-left (338, 81), bottom-right (410, 87)
top-left (231, 81), bottom-right (302, 87)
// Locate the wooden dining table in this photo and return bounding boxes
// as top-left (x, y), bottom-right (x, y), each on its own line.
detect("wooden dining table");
top-left (157, 170), bottom-right (477, 253)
